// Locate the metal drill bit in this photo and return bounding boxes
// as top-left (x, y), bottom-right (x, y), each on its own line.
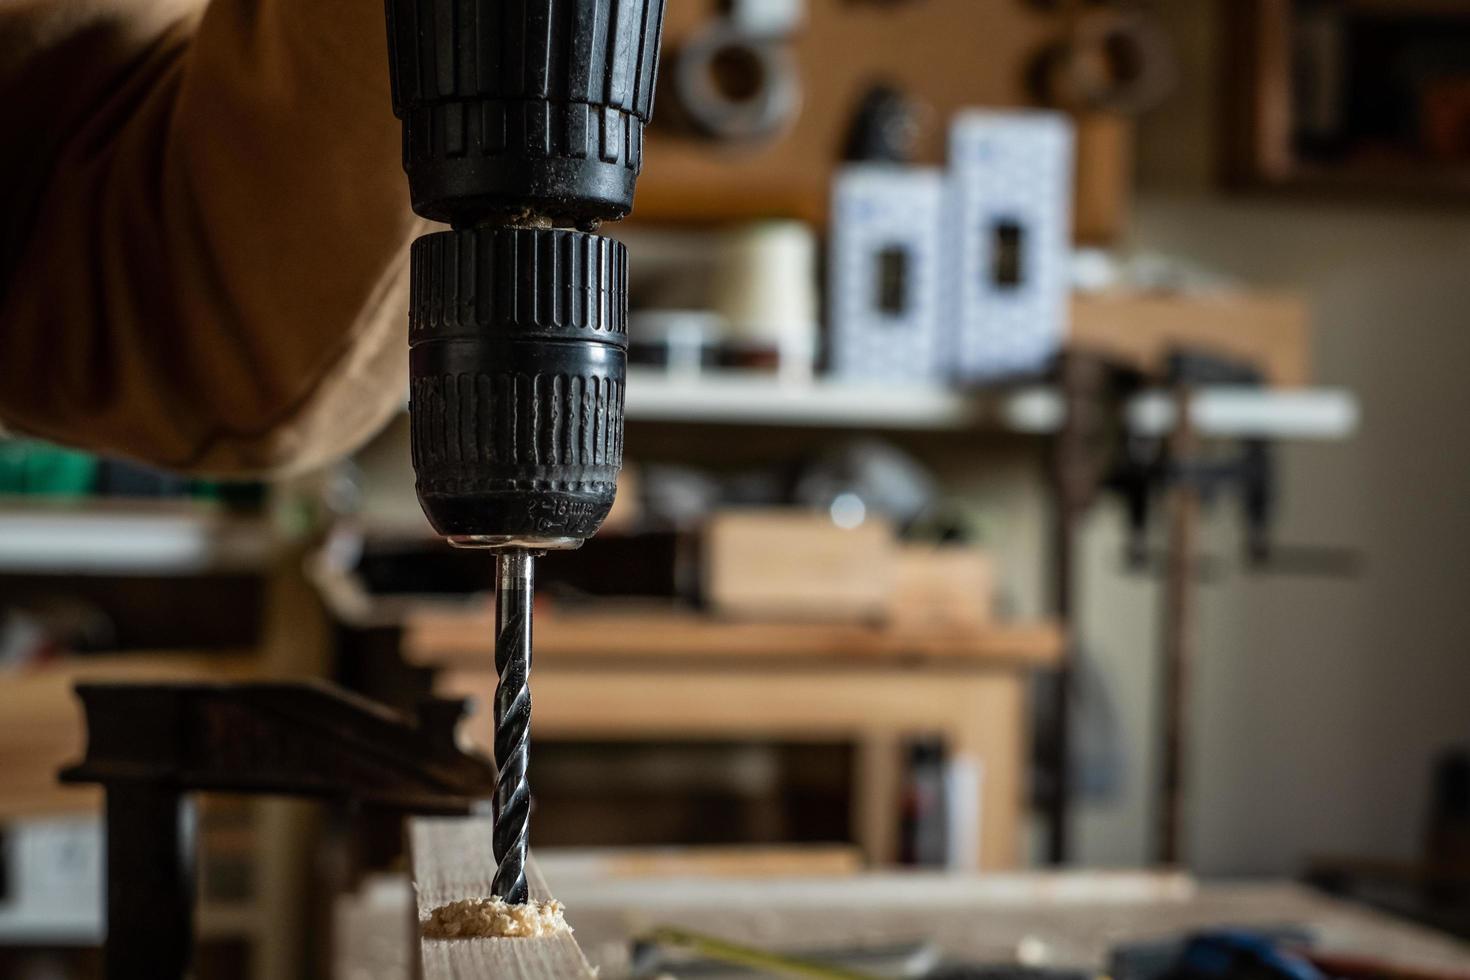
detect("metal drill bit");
top-left (491, 550), bottom-right (534, 905)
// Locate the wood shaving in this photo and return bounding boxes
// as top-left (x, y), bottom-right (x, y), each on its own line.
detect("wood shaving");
top-left (421, 897), bottom-right (570, 940)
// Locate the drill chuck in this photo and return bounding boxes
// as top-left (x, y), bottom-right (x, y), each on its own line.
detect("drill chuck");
top-left (408, 226), bottom-right (627, 546)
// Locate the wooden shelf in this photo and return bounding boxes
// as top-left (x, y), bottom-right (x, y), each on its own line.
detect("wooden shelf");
top-left (0, 499), bottom-right (278, 575)
top-left (626, 369), bottom-right (978, 429)
top-left (1122, 388), bottom-right (1359, 439)
top-left (404, 604), bottom-right (1063, 668)
top-left (626, 369), bottom-right (1359, 440)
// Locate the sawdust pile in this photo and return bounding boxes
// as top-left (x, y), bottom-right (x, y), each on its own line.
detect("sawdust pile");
top-left (421, 897), bottom-right (570, 940)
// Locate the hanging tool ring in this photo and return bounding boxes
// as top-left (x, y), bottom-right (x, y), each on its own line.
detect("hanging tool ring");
top-left (673, 19), bottom-right (801, 143)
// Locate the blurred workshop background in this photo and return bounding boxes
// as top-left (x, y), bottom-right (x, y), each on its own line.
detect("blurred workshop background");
top-left (4, 0), bottom-right (1470, 977)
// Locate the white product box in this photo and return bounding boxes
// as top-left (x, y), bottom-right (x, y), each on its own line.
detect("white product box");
top-left (948, 111), bottom-right (1075, 381)
top-left (829, 165), bottom-right (948, 382)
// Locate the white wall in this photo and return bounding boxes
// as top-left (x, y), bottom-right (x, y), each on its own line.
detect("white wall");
top-left (1064, 0), bottom-right (1470, 875)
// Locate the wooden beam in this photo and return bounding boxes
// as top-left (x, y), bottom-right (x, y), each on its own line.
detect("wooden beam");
top-left (411, 818), bottom-right (597, 980)
top-left (537, 845), bottom-right (863, 880)
top-left (852, 733), bottom-right (904, 866)
top-left (405, 605), bottom-right (1063, 668)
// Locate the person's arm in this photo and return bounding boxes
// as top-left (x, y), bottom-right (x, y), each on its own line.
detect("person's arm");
top-left (0, 0), bottom-right (423, 476)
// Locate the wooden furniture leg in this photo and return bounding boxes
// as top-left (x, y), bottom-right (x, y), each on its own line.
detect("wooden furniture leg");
top-left (950, 672), bottom-right (1026, 872)
top-left (852, 733), bottom-right (904, 866)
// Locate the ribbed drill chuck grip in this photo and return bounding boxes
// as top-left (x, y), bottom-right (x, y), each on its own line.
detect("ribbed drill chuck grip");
top-left (385, 0), bottom-right (667, 225)
top-left (409, 226), bottom-right (628, 544)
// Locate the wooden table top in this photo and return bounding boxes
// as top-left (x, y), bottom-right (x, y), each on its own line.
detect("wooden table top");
top-left (338, 856), bottom-right (1470, 978)
top-left (404, 604), bottom-right (1063, 669)
top-left (545, 869), bottom-right (1470, 975)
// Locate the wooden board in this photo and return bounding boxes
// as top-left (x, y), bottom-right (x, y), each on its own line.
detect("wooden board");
top-left (411, 818), bottom-right (597, 980)
top-left (404, 605), bottom-right (1062, 668)
top-left (636, 0), bottom-right (1130, 241)
top-left (336, 849), bottom-right (861, 980)
top-left (1071, 291), bottom-right (1311, 386)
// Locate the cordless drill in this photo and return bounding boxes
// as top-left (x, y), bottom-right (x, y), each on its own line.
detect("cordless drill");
top-left (384, 0), bottom-right (666, 905)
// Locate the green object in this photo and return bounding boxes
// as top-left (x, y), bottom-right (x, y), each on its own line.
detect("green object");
top-left (0, 439), bottom-right (97, 497)
top-left (641, 927), bottom-right (882, 980)
top-left (190, 479), bottom-right (267, 510)
top-left (0, 440), bottom-right (28, 494)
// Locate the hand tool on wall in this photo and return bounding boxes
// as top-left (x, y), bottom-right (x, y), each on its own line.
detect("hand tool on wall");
top-left (1028, 3), bottom-right (1177, 116)
top-left (382, 0), bottom-right (667, 905)
top-left (665, 0), bottom-right (805, 144)
top-left (1107, 354), bottom-right (1360, 579)
top-left (1102, 351), bottom-right (1360, 865)
top-left (1044, 352), bottom-right (1145, 864)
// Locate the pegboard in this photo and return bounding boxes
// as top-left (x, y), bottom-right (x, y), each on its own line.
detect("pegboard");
top-left (635, 0), bottom-right (1131, 241)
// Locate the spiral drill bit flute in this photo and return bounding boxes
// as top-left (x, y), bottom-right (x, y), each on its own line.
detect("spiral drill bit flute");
top-left (384, 0), bottom-right (666, 904)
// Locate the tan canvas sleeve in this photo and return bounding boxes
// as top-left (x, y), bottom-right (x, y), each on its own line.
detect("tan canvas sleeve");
top-left (0, 0), bottom-right (424, 476)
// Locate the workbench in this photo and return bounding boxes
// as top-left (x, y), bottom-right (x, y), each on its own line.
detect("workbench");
top-left (403, 606), bottom-right (1062, 870)
top-left (335, 838), bottom-right (1470, 978)
top-left (553, 868), bottom-right (1470, 975)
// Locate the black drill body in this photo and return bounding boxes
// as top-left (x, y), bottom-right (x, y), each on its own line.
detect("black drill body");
top-left (385, 0), bottom-right (666, 904)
